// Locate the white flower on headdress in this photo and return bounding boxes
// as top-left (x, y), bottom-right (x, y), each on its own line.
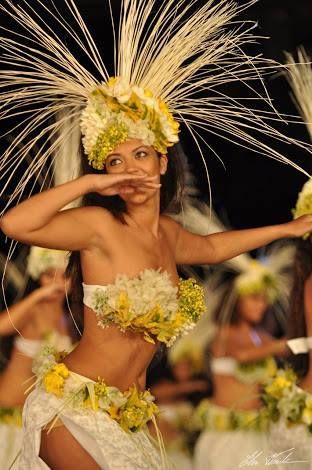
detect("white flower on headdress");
top-left (132, 86), bottom-right (157, 109)
top-left (105, 77), bottom-right (132, 103)
top-left (160, 117), bottom-right (180, 143)
top-left (27, 247), bottom-right (69, 280)
top-left (127, 117), bottom-right (155, 146)
top-left (80, 94), bottom-right (110, 158)
top-left (234, 259), bottom-right (277, 302)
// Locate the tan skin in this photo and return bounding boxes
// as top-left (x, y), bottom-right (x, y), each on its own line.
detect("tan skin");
top-left (211, 293), bottom-right (288, 410)
top-left (0, 268), bottom-right (70, 408)
top-left (152, 359), bottom-right (208, 404)
top-left (1, 138), bottom-right (312, 468)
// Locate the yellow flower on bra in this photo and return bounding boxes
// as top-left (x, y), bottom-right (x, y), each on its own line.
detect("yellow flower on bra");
top-left (92, 271), bottom-right (205, 347)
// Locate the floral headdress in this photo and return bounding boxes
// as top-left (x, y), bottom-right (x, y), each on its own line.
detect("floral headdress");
top-left (285, 48), bottom-right (312, 224)
top-left (81, 78), bottom-right (179, 169)
top-left (27, 247), bottom-right (69, 281)
top-left (232, 258), bottom-right (282, 303)
top-left (0, 0), bottom-right (311, 214)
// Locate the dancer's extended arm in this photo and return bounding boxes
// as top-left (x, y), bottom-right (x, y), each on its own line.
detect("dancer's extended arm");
top-left (162, 216), bottom-right (312, 265)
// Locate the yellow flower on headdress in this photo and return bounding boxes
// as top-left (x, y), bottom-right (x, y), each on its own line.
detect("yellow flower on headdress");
top-left (293, 178), bottom-right (312, 238)
top-left (81, 77), bottom-right (180, 170)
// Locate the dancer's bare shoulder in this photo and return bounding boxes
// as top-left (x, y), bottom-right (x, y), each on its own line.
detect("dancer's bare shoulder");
top-left (211, 325), bottom-right (236, 357)
top-left (159, 215), bottom-right (181, 250)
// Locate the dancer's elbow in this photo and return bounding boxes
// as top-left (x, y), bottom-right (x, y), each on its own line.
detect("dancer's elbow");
top-left (0, 213), bottom-right (25, 240)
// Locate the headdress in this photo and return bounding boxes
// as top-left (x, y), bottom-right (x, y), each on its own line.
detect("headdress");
top-left (0, 0), bottom-right (311, 214)
top-left (27, 247), bottom-right (69, 281)
top-left (285, 48), bottom-right (312, 223)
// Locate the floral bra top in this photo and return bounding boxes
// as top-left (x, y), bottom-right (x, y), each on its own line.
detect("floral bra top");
top-left (83, 268), bottom-right (205, 346)
top-left (211, 356), bottom-right (277, 384)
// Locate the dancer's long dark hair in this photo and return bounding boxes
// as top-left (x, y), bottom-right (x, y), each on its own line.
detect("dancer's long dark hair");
top-left (287, 237), bottom-right (312, 377)
top-left (66, 142), bottom-right (186, 330)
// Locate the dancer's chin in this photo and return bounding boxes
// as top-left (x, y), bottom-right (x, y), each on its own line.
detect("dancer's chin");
top-left (119, 188), bottom-right (154, 205)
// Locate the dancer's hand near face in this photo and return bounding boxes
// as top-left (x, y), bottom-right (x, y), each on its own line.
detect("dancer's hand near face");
top-left (0, 284), bottom-right (64, 336)
top-left (90, 172), bottom-right (161, 196)
top-left (32, 283), bottom-right (65, 303)
top-left (0, 171), bottom-right (162, 251)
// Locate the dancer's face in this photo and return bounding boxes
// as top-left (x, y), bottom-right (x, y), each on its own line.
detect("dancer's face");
top-left (105, 139), bottom-right (168, 205)
top-left (237, 293), bottom-right (268, 324)
top-left (40, 267), bottom-right (71, 298)
top-left (172, 359), bottom-right (192, 382)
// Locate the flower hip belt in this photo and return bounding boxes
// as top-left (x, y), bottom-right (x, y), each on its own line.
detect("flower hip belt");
top-left (33, 347), bottom-right (159, 433)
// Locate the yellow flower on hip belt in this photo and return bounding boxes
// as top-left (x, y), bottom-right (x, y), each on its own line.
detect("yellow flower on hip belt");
top-left (80, 77), bottom-right (180, 170)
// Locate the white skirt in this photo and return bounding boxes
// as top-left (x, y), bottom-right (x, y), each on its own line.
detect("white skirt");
top-left (194, 429), bottom-right (269, 470)
top-left (268, 419), bottom-right (312, 470)
top-left (0, 422), bottom-right (22, 470)
top-left (14, 386), bottom-right (164, 470)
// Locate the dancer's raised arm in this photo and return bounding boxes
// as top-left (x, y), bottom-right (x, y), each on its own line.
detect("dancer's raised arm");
top-left (0, 173), bottom-right (158, 251)
top-left (0, 284), bottom-right (64, 335)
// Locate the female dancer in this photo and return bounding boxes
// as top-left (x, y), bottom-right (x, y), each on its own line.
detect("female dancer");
top-left (172, 201), bottom-right (294, 469)
top-left (263, 240), bottom-right (312, 470)
top-left (192, 261), bottom-right (290, 470)
top-left (1, 138), bottom-right (311, 469)
top-left (262, 48), bottom-right (312, 470)
top-left (0, 247), bottom-right (72, 469)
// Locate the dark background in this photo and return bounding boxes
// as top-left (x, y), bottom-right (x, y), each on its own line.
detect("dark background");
top-left (0, 0), bottom-right (312, 262)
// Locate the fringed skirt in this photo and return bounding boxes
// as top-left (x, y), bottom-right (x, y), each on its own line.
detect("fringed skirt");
top-left (14, 383), bottom-right (165, 469)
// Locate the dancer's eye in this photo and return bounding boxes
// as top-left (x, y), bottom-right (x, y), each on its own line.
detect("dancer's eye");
top-left (135, 150), bottom-right (148, 159)
top-left (107, 157), bottom-right (122, 166)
